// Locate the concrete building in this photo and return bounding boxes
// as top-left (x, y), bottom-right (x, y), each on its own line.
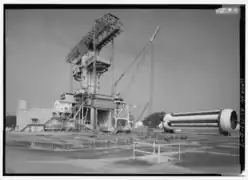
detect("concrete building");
top-left (16, 100), bottom-right (54, 130)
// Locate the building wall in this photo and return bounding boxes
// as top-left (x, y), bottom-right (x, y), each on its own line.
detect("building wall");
top-left (16, 108), bottom-right (54, 130)
top-left (5, 115), bottom-right (16, 127)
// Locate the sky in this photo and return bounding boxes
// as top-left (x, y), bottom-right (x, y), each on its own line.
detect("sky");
top-left (6, 9), bottom-right (240, 118)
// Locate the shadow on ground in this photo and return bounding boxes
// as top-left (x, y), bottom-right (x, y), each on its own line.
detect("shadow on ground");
top-left (114, 159), bottom-right (153, 166)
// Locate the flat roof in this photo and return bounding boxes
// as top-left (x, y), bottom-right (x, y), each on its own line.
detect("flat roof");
top-left (61, 92), bottom-right (74, 95)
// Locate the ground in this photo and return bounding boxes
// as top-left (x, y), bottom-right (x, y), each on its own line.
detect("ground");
top-left (4, 129), bottom-right (241, 175)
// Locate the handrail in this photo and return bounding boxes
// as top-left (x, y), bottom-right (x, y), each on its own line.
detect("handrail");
top-left (133, 141), bottom-right (181, 163)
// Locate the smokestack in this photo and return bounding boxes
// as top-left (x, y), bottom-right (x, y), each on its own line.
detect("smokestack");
top-left (17, 100), bottom-right (28, 111)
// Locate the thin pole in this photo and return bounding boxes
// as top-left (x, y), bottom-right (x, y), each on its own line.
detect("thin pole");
top-left (153, 140), bottom-right (155, 154)
top-left (133, 142), bottom-right (136, 160)
top-left (158, 144), bottom-right (160, 164)
top-left (70, 64), bottom-right (73, 93)
top-left (110, 40), bottom-right (115, 129)
top-left (179, 144), bottom-right (181, 161)
top-left (149, 43), bottom-right (154, 115)
top-left (111, 40), bottom-right (115, 96)
top-left (93, 22), bottom-right (97, 130)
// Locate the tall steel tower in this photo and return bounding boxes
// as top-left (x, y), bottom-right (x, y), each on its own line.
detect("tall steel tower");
top-left (66, 13), bottom-right (123, 130)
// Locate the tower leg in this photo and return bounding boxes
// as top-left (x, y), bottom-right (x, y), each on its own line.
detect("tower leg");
top-left (91, 108), bottom-right (94, 129)
top-left (82, 106), bottom-right (84, 126)
top-left (91, 107), bottom-right (97, 130)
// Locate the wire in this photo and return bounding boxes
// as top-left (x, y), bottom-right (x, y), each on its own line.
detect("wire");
top-left (114, 42), bottom-right (150, 87)
top-left (120, 46), bottom-right (150, 96)
top-left (114, 26), bottom-right (160, 88)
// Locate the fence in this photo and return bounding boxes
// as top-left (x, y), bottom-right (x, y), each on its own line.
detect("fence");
top-left (30, 137), bottom-right (134, 150)
top-left (133, 141), bottom-right (181, 164)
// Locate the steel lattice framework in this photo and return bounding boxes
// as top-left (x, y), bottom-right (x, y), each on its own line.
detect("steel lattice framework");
top-left (66, 13), bottom-right (123, 65)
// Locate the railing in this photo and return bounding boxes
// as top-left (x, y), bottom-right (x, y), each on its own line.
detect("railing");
top-left (30, 137), bottom-right (134, 150)
top-left (133, 141), bottom-right (181, 164)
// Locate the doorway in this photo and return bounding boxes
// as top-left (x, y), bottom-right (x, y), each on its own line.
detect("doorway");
top-left (97, 109), bottom-right (110, 128)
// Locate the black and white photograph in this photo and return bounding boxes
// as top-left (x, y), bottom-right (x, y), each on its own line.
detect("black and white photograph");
top-left (3, 4), bottom-right (245, 176)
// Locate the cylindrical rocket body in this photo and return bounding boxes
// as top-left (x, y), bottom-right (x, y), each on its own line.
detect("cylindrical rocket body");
top-left (160, 109), bottom-right (238, 135)
top-left (169, 114), bottom-right (219, 123)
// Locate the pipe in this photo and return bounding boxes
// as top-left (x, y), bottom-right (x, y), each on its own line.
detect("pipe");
top-left (159, 109), bottom-right (238, 135)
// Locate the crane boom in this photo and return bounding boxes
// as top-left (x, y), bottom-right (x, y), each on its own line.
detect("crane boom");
top-left (150, 26), bottom-right (160, 42)
top-left (113, 26), bottom-right (160, 88)
top-left (114, 43), bottom-right (149, 87)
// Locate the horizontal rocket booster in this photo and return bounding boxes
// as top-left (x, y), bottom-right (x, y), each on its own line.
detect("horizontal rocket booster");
top-left (160, 109), bottom-right (238, 134)
top-left (169, 114), bottom-right (219, 123)
top-left (170, 123), bottom-right (219, 127)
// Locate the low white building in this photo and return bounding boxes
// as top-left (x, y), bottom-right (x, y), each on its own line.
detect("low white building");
top-left (17, 108), bottom-right (54, 130)
top-left (16, 100), bottom-right (54, 130)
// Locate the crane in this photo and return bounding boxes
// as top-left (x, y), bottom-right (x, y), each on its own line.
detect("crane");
top-left (111, 26), bottom-right (160, 131)
top-left (113, 26), bottom-right (160, 118)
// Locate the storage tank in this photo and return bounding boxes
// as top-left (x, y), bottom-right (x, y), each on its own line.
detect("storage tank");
top-left (18, 100), bottom-right (28, 111)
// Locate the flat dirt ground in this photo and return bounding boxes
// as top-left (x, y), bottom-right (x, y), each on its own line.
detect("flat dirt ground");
top-left (4, 131), bottom-right (241, 175)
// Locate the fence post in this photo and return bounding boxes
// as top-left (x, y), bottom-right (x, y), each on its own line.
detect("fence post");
top-left (153, 141), bottom-right (155, 154)
top-left (133, 142), bottom-right (135, 160)
top-left (179, 144), bottom-right (180, 161)
top-left (92, 140), bottom-right (95, 150)
top-left (157, 145), bottom-right (160, 164)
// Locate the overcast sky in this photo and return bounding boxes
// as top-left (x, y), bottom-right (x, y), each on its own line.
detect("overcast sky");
top-left (6, 9), bottom-right (240, 117)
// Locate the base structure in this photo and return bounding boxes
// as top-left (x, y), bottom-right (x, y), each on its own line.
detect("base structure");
top-left (81, 94), bottom-right (115, 130)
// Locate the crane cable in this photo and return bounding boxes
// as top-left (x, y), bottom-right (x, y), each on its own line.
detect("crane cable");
top-left (120, 45), bottom-right (151, 96)
top-left (114, 26), bottom-right (160, 88)
top-left (113, 42), bottom-right (150, 87)
top-left (135, 101), bottom-right (150, 123)
top-left (122, 44), bottom-right (154, 122)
